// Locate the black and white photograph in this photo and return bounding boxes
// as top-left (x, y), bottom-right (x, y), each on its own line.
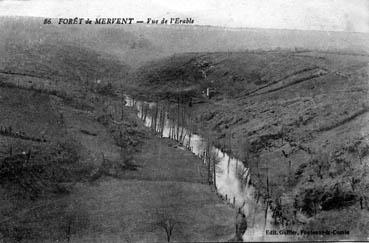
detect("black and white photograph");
top-left (0, 0), bottom-right (368, 242)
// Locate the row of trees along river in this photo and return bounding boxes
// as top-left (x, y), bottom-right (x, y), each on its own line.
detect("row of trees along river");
top-left (123, 94), bottom-right (287, 241)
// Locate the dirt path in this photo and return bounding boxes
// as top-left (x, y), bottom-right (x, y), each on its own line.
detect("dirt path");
top-left (56, 102), bottom-right (235, 242)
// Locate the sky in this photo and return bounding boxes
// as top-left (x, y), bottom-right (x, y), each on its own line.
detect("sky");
top-left (0, 0), bottom-right (368, 32)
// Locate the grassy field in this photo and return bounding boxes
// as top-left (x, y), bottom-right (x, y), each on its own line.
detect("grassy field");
top-left (66, 136), bottom-right (235, 242)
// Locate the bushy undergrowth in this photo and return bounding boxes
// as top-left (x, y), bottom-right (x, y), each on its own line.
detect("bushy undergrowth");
top-left (0, 198), bottom-right (91, 242)
top-left (93, 82), bottom-right (117, 97)
top-left (90, 108), bottom-right (147, 180)
top-left (96, 111), bottom-right (147, 152)
top-left (0, 140), bottom-right (92, 200)
top-left (273, 140), bottom-right (369, 234)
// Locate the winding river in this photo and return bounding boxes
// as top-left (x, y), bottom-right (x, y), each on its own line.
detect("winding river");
top-left (124, 95), bottom-right (278, 241)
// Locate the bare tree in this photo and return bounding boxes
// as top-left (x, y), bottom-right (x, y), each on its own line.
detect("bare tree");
top-left (120, 84), bottom-right (125, 121)
top-left (154, 209), bottom-right (180, 242)
top-left (281, 124), bottom-right (288, 145)
top-left (313, 149), bottom-right (330, 179)
top-left (210, 151), bottom-right (221, 189)
top-left (240, 138), bottom-right (252, 168)
top-left (62, 203), bottom-right (89, 243)
top-left (157, 217), bottom-right (177, 242)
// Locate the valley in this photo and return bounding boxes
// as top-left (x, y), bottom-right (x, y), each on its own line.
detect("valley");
top-left (0, 16), bottom-right (369, 242)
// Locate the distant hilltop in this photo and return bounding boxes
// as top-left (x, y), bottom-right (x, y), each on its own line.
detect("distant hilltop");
top-left (0, 16), bottom-right (368, 67)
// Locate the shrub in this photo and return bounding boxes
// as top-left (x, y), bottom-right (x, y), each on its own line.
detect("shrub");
top-left (0, 141), bottom-right (89, 200)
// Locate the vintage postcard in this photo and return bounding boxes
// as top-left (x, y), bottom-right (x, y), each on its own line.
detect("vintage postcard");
top-left (0, 0), bottom-right (368, 242)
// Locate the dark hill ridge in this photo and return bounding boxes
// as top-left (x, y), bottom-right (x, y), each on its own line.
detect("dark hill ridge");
top-left (131, 50), bottom-right (367, 98)
top-left (131, 50), bottom-right (369, 240)
top-left (0, 30), bottom-right (130, 98)
top-left (1, 41), bottom-right (128, 82)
